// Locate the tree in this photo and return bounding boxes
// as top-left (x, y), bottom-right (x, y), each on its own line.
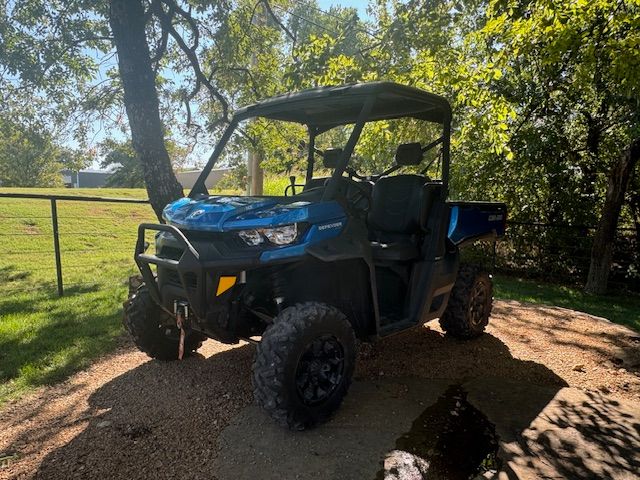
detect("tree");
top-left (343, 0), bottom-right (638, 292)
top-left (477, 0), bottom-right (640, 293)
top-left (586, 139), bottom-right (640, 292)
top-left (100, 141), bottom-right (144, 188)
top-left (0, 118), bottom-right (87, 187)
top-left (108, 0), bottom-right (183, 217)
top-left (100, 138), bottom-right (189, 188)
top-left (2, 0), bottom-right (638, 291)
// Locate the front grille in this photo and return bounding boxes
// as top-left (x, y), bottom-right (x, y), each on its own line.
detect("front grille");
top-left (157, 229), bottom-right (263, 263)
top-left (163, 269), bottom-right (198, 291)
top-left (158, 245), bottom-right (184, 261)
top-left (183, 230), bottom-right (262, 253)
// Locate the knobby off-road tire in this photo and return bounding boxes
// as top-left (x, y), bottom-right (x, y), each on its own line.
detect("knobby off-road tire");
top-left (439, 265), bottom-right (493, 339)
top-left (124, 285), bottom-right (204, 360)
top-left (253, 302), bottom-right (356, 430)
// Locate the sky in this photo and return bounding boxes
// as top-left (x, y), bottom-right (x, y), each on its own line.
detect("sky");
top-left (318, 0), bottom-right (370, 18)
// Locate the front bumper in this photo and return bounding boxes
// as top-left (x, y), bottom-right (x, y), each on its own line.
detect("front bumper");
top-left (134, 224), bottom-right (259, 319)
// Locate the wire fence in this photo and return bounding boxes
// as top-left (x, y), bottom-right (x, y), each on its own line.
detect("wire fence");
top-left (465, 221), bottom-right (639, 292)
top-left (1, 192), bottom-right (638, 296)
top-left (0, 192), bottom-right (153, 297)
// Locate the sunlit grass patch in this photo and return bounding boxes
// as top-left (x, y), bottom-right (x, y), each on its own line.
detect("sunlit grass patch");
top-left (494, 274), bottom-right (640, 332)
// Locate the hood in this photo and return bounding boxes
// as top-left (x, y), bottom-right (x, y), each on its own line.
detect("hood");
top-left (162, 196), bottom-right (345, 232)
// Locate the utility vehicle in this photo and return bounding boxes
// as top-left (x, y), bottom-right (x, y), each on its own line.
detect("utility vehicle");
top-left (125, 82), bottom-right (507, 430)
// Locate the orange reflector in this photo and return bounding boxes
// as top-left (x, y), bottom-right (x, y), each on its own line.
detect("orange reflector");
top-left (216, 276), bottom-right (237, 296)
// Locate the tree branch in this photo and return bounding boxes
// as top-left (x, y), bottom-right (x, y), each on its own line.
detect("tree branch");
top-left (151, 0), bottom-right (229, 125)
top-left (166, 0), bottom-right (200, 50)
top-left (150, 23), bottom-right (169, 66)
top-left (226, 67), bottom-right (261, 97)
top-left (262, 0), bottom-right (296, 42)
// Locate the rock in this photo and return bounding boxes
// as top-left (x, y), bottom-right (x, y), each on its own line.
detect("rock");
top-left (97, 420), bottom-right (112, 428)
top-left (572, 364), bottom-right (585, 372)
top-left (383, 450), bottom-right (430, 480)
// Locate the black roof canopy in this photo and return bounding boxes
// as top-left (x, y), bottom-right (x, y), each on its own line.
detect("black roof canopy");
top-left (233, 82), bottom-right (451, 128)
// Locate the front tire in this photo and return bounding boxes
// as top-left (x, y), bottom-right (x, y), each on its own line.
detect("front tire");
top-left (252, 302), bottom-right (356, 430)
top-left (439, 265), bottom-right (493, 338)
top-left (124, 285), bottom-right (204, 360)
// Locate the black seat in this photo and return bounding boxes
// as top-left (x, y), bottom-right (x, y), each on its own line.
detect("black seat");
top-left (303, 177), bottom-right (329, 191)
top-left (302, 148), bottom-right (341, 192)
top-left (368, 174), bottom-right (427, 261)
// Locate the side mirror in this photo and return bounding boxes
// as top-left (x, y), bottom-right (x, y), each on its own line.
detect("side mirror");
top-left (323, 148), bottom-right (343, 168)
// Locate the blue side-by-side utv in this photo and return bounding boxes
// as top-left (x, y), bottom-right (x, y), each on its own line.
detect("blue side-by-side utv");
top-left (124, 82), bottom-right (507, 430)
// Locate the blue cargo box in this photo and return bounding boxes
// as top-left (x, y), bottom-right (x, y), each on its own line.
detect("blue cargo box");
top-left (447, 201), bottom-right (507, 247)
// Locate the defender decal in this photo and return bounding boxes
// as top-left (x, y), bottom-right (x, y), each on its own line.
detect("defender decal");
top-left (318, 221), bottom-right (344, 231)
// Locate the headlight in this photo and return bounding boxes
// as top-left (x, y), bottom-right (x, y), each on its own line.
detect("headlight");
top-left (237, 224), bottom-right (298, 246)
top-left (238, 229), bottom-right (264, 246)
top-left (262, 224), bottom-right (298, 245)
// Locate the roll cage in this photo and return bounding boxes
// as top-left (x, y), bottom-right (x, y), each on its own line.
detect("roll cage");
top-left (189, 81), bottom-right (452, 200)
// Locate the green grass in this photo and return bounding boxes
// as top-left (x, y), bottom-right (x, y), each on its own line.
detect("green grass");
top-left (0, 187), bottom-right (154, 404)
top-left (262, 175), bottom-right (302, 195)
top-left (494, 274), bottom-right (640, 332)
top-left (209, 174), bottom-right (304, 196)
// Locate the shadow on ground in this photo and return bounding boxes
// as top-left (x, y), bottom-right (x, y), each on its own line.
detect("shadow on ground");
top-left (466, 378), bottom-right (640, 479)
top-left (494, 301), bottom-right (640, 375)
top-left (0, 314), bottom-right (632, 480)
top-left (11, 326), bottom-right (607, 480)
top-left (22, 342), bottom-right (254, 479)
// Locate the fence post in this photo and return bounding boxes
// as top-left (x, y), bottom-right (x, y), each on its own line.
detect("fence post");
top-left (50, 199), bottom-right (64, 296)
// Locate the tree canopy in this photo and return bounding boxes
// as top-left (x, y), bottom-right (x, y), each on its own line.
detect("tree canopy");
top-left (0, 117), bottom-right (88, 187)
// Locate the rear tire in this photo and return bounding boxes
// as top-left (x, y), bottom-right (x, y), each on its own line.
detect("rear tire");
top-left (124, 285), bottom-right (204, 360)
top-left (439, 265), bottom-right (492, 339)
top-left (252, 302), bottom-right (356, 430)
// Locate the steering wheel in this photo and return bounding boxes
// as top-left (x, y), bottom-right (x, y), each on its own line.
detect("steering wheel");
top-left (324, 177), bottom-right (372, 213)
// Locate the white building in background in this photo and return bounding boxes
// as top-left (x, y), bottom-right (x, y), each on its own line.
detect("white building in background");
top-left (176, 168), bottom-right (229, 189)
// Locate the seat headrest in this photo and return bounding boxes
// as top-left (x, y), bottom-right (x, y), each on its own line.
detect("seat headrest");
top-left (323, 148), bottom-right (343, 169)
top-left (395, 143), bottom-right (423, 166)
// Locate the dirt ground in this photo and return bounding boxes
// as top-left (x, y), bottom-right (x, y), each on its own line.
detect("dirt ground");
top-left (1, 299), bottom-right (639, 479)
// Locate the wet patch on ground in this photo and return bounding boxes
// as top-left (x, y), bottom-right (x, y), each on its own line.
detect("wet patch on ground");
top-left (377, 385), bottom-right (500, 480)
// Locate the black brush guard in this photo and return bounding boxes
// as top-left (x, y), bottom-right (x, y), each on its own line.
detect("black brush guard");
top-left (135, 223), bottom-right (250, 319)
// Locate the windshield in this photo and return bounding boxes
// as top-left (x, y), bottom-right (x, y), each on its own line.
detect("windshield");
top-left (189, 111), bottom-right (448, 199)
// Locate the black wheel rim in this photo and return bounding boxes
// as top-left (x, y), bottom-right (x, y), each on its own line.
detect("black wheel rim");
top-left (295, 335), bottom-right (345, 406)
top-left (469, 280), bottom-right (488, 327)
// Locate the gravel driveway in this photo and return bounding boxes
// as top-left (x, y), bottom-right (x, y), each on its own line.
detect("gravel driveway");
top-left (1, 299), bottom-right (639, 479)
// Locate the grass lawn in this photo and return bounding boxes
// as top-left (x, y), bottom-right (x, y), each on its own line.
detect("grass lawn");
top-left (0, 187), bottom-right (154, 404)
top-left (494, 274), bottom-right (640, 332)
top-left (1, 185), bottom-right (638, 405)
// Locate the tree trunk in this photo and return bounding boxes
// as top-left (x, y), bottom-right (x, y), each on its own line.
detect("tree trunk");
top-left (585, 138), bottom-right (640, 294)
top-left (109, 0), bottom-right (182, 220)
top-left (629, 168), bottom-right (640, 240)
